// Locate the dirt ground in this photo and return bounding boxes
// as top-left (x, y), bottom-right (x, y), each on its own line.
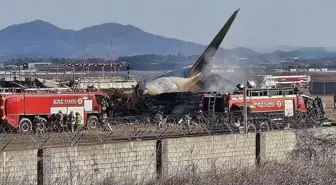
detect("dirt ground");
top-left (313, 94), bottom-right (336, 118)
top-left (317, 95), bottom-right (333, 108)
top-left (269, 72), bottom-right (336, 82)
top-left (310, 73), bottom-right (336, 82)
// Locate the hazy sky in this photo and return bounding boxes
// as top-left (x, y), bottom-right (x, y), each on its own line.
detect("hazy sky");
top-left (0, 0), bottom-right (335, 51)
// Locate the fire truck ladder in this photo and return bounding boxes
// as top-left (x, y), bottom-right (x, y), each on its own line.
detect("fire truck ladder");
top-left (205, 92), bottom-right (218, 113)
top-left (208, 96), bottom-right (216, 113)
top-left (24, 87), bottom-right (73, 93)
top-left (0, 87), bottom-right (73, 94)
top-left (245, 87), bottom-right (297, 97)
top-left (0, 87), bottom-right (23, 94)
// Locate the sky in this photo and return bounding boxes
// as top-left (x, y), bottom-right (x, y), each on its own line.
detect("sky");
top-left (0, 0), bottom-right (335, 52)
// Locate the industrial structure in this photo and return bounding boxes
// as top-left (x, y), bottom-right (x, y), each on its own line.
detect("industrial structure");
top-left (0, 62), bottom-right (138, 90)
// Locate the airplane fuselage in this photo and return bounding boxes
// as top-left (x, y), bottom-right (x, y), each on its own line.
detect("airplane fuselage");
top-left (144, 66), bottom-right (202, 95)
top-left (153, 66), bottom-right (192, 79)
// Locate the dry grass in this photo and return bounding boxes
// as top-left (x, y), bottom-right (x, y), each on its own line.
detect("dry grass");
top-left (147, 162), bottom-right (336, 185)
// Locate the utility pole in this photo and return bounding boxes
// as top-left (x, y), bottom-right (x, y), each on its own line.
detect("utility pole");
top-left (29, 69), bottom-right (32, 86)
top-left (81, 41), bottom-right (89, 79)
top-left (110, 40), bottom-right (113, 78)
top-left (56, 67), bottom-right (59, 81)
top-left (101, 65), bottom-right (105, 78)
top-left (243, 81), bottom-right (248, 133)
top-left (72, 65), bottom-right (75, 82)
top-left (19, 65), bottom-right (21, 85)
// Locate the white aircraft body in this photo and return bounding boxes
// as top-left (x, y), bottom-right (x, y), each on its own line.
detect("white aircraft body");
top-left (138, 9), bottom-right (240, 96)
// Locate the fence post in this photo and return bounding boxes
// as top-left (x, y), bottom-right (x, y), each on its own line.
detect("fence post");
top-left (37, 149), bottom-right (44, 185)
top-left (156, 140), bottom-right (162, 179)
top-left (324, 80), bottom-right (326, 95)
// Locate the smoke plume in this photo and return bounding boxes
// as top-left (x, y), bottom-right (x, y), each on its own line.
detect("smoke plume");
top-left (198, 50), bottom-right (251, 92)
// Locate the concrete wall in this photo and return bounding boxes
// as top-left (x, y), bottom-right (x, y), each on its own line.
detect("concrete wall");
top-left (259, 131), bottom-right (296, 162)
top-left (0, 130), bottom-right (303, 185)
top-left (162, 134), bottom-right (256, 176)
top-left (42, 140), bottom-right (157, 184)
top-left (0, 149), bottom-right (38, 184)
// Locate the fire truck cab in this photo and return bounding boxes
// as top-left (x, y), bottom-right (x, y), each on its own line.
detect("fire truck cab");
top-left (0, 91), bottom-right (110, 133)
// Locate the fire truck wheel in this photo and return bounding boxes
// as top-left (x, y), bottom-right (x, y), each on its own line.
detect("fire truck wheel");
top-left (87, 115), bottom-right (99, 130)
top-left (19, 118), bottom-right (32, 134)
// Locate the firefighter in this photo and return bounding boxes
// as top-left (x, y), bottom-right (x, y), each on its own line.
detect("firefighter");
top-left (33, 114), bottom-right (43, 133)
top-left (108, 101), bottom-right (115, 117)
top-left (75, 112), bottom-right (83, 131)
top-left (184, 114), bottom-right (192, 129)
top-left (57, 110), bottom-right (64, 127)
top-left (155, 111), bottom-right (164, 128)
top-left (101, 98), bottom-right (108, 112)
top-left (68, 111), bottom-right (76, 132)
top-left (33, 114), bottom-right (41, 123)
top-left (126, 63), bottom-right (131, 80)
top-left (236, 83), bottom-right (245, 91)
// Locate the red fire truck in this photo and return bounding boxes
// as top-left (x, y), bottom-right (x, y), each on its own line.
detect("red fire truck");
top-left (200, 86), bottom-right (325, 129)
top-left (0, 91), bottom-right (110, 133)
top-left (124, 82), bottom-right (325, 130)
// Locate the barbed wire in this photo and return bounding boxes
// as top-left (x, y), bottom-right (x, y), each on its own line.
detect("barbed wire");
top-left (0, 109), bottom-right (335, 151)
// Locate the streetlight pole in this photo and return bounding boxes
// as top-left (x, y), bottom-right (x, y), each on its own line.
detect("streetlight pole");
top-left (243, 81), bottom-right (248, 133)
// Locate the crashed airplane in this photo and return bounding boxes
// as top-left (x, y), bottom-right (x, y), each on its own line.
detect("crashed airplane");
top-left (117, 9), bottom-right (241, 115)
top-left (137, 9), bottom-right (240, 96)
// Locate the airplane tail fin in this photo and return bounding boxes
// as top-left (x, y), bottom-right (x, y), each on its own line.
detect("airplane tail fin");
top-left (186, 9), bottom-right (240, 78)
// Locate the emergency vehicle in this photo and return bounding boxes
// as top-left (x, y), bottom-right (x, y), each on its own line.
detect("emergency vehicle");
top-left (0, 90), bottom-right (110, 133)
top-left (125, 81), bottom-right (324, 130)
top-left (200, 85), bottom-right (325, 129)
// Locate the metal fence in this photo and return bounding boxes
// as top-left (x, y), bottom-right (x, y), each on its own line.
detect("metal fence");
top-left (0, 111), bottom-right (334, 151)
top-left (310, 81), bottom-right (336, 94)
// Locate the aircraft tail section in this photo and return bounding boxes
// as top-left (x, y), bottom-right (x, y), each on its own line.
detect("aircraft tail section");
top-left (186, 9), bottom-right (240, 78)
